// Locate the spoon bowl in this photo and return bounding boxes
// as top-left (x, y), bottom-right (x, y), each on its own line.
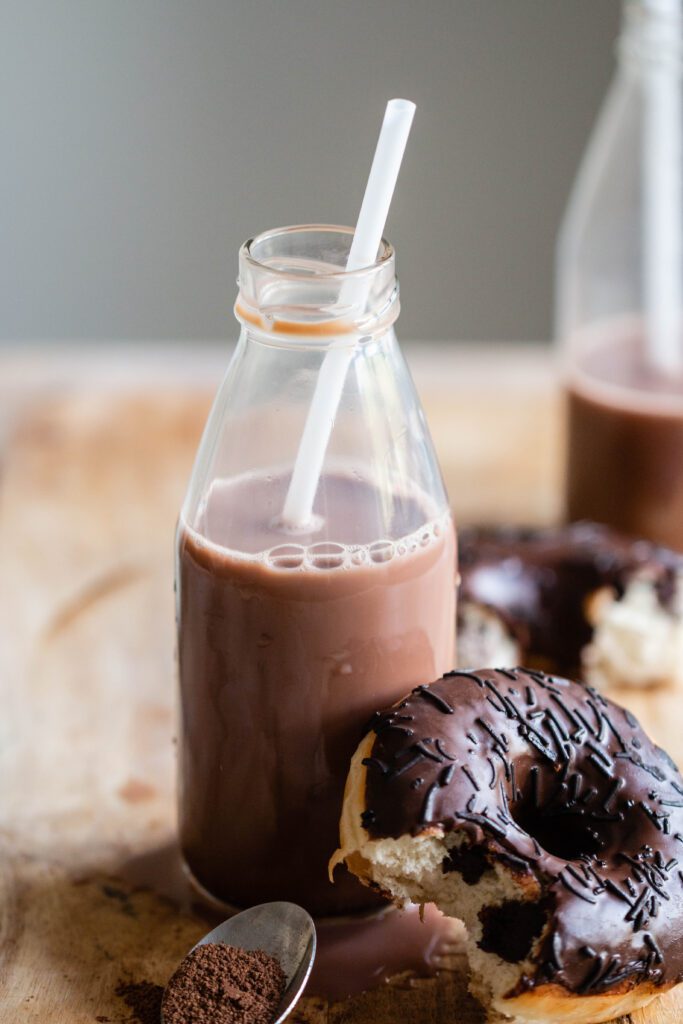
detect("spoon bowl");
top-left (163, 901), bottom-right (316, 1024)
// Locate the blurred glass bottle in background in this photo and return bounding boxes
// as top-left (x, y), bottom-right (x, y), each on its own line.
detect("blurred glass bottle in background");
top-left (558, 0), bottom-right (683, 551)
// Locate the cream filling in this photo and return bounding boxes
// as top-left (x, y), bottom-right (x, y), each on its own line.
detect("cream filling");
top-left (583, 575), bottom-right (683, 690)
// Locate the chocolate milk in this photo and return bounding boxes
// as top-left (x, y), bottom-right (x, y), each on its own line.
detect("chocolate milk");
top-left (177, 470), bottom-right (456, 916)
top-left (567, 329), bottom-right (683, 552)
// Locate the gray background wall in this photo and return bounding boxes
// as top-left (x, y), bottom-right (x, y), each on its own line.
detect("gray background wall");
top-left (2, 0), bottom-right (620, 343)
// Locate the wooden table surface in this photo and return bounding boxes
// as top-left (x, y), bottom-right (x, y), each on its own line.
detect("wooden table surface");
top-left (2, 341), bottom-right (682, 1024)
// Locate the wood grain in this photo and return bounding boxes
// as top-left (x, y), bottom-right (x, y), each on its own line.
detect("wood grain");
top-left (1, 371), bottom-right (681, 1023)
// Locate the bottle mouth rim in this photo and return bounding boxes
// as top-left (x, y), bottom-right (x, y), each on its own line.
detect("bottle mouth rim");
top-left (240, 224), bottom-right (395, 281)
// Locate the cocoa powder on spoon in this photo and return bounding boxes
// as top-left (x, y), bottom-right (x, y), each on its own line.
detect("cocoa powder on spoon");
top-left (161, 942), bottom-right (286, 1024)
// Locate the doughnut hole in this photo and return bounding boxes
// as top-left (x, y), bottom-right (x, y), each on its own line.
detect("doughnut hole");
top-left (512, 803), bottom-right (603, 862)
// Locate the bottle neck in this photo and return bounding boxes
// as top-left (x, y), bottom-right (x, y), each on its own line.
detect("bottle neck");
top-left (619, 0), bottom-right (683, 70)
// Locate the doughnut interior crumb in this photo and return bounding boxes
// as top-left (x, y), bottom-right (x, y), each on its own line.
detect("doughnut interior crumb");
top-left (358, 829), bottom-right (551, 1022)
top-left (584, 577), bottom-right (683, 690)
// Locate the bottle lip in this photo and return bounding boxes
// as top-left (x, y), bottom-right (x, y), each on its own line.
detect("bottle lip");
top-left (235, 224), bottom-right (400, 342)
top-left (240, 224), bottom-right (395, 280)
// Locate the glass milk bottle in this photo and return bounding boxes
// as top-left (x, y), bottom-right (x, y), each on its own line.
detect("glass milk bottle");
top-left (557, 0), bottom-right (683, 551)
top-left (176, 225), bottom-right (456, 916)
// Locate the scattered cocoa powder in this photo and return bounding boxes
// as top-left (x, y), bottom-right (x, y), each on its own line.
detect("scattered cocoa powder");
top-left (114, 980), bottom-right (164, 1024)
top-left (161, 943), bottom-right (286, 1024)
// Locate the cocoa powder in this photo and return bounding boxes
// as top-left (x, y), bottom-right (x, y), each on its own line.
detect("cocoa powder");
top-left (115, 980), bottom-right (164, 1024)
top-left (161, 943), bottom-right (286, 1024)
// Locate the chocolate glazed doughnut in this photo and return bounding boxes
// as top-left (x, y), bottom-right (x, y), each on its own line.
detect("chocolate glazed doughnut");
top-left (457, 522), bottom-right (683, 690)
top-left (331, 669), bottom-right (683, 1024)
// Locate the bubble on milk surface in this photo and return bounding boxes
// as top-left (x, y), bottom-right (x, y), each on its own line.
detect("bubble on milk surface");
top-left (350, 546), bottom-right (368, 566)
top-left (307, 542), bottom-right (347, 569)
top-left (369, 540), bottom-right (395, 564)
top-left (266, 544), bottom-right (306, 569)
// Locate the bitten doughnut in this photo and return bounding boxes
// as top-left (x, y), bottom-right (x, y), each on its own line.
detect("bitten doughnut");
top-left (331, 668), bottom-right (683, 1024)
top-left (457, 522), bottom-right (683, 690)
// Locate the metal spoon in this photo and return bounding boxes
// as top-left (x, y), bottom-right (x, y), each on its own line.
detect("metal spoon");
top-left (162, 901), bottom-right (316, 1024)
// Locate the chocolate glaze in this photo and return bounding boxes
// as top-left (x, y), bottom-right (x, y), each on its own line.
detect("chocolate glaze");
top-left (362, 668), bottom-right (683, 996)
top-left (458, 523), bottom-right (683, 675)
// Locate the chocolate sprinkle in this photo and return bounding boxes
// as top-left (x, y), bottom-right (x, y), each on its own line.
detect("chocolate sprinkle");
top-left (435, 737), bottom-right (457, 761)
top-left (414, 684), bottom-right (454, 715)
top-left (412, 740), bottom-right (445, 763)
top-left (559, 872), bottom-right (597, 904)
top-left (420, 782), bottom-right (441, 822)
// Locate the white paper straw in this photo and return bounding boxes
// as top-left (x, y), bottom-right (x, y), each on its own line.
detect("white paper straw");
top-left (644, 0), bottom-right (683, 373)
top-left (281, 99), bottom-right (416, 528)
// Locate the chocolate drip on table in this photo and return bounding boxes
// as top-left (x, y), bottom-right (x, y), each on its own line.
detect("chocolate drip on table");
top-left (362, 668), bottom-right (683, 997)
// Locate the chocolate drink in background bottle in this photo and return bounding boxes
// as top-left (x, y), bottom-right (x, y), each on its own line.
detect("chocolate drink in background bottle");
top-left (176, 226), bottom-right (456, 917)
top-left (557, 0), bottom-right (683, 549)
top-left (566, 321), bottom-right (683, 551)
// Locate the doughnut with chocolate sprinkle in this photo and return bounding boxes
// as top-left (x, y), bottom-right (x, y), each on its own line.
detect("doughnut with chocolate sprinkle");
top-left (331, 668), bottom-right (683, 1024)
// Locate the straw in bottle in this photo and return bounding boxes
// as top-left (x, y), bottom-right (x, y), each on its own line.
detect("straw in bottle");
top-left (281, 98), bottom-right (416, 528)
top-left (643, 0), bottom-right (683, 374)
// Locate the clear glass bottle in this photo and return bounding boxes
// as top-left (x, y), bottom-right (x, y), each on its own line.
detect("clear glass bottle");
top-left (176, 225), bottom-right (456, 916)
top-left (558, 0), bottom-right (683, 550)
